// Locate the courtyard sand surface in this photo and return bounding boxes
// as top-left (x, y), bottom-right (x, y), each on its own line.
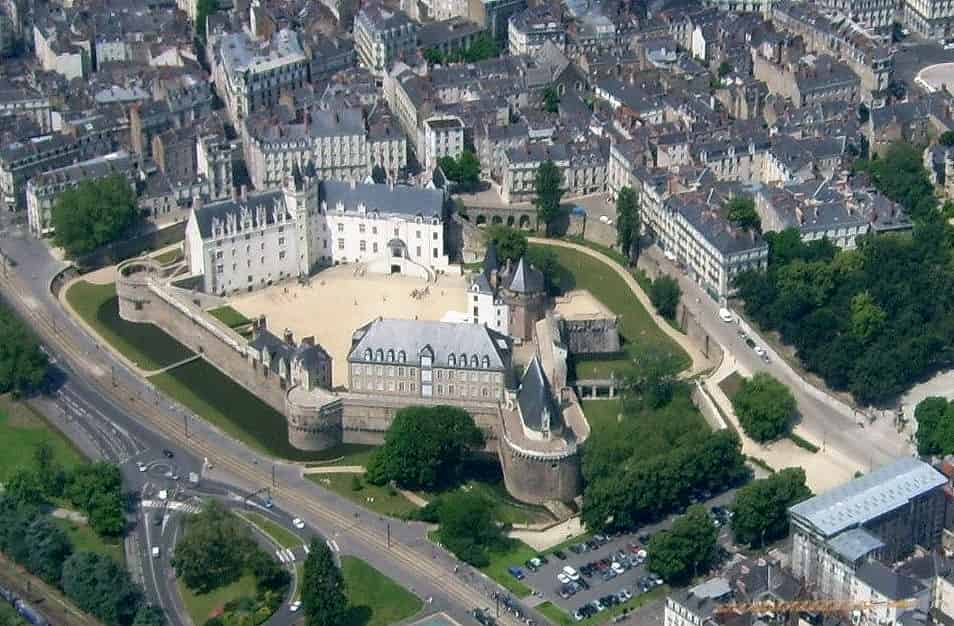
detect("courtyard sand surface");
top-left (228, 265), bottom-right (470, 385)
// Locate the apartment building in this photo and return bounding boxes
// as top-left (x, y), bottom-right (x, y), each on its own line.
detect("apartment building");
top-left (354, 4), bottom-right (417, 76)
top-left (469, 0), bottom-right (528, 42)
top-left (213, 29), bottom-right (309, 122)
top-left (0, 134), bottom-right (79, 211)
top-left (789, 457), bottom-right (947, 600)
top-left (508, 7), bottom-right (565, 57)
top-left (901, 0), bottom-right (954, 40)
top-left (0, 86), bottom-right (52, 134)
top-left (753, 43), bottom-right (862, 107)
top-left (348, 318), bottom-right (511, 402)
top-left (32, 21), bottom-right (90, 81)
top-left (26, 152), bottom-right (133, 237)
top-left (186, 175), bottom-right (449, 295)
top-left (422, 116), bottom-right (465, 173)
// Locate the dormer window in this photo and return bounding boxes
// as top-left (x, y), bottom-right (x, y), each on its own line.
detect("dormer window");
top-left (398, 350), bottom-right (406, 363)
top-left (364, 348), bottom-right (372, 360)
top-left (471, 355), bottom-right (479, 368)
top-left (387, 349), bottom-right (395, 362)
top-left (482, 356), bottom-right (490, 369)
top-left (459, 353), bottom-right (467, 367)
top-left (375, 349), bottom-right (384, 361)
top-left (449, 354), bottom-right (456, 366)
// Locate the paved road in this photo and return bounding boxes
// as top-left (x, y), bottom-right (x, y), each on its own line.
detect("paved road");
top-left (0, 222), bottom-right (538, 626)
top-left (642, 246), bottom-right (912, 472)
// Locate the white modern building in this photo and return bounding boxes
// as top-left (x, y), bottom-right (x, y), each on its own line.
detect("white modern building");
top-left (422, 116), bottom-right (465, 173)
top-left (185, 173), bottom-right (450, 295)
top-left (354, 4), bottom-right (418, 76)
top-left (508, 7), bottom-right (565, 57)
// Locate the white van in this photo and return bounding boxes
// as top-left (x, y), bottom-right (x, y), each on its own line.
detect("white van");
top-left (562, 565), bottom-right (580, 581)
top-left (151, 546), bottom-right (160, 559)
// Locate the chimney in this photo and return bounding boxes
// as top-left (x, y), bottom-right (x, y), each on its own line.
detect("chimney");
top-left (490, 268), bottom-right (499, 290)
top-left (302, 336), bottom-right (315, 347)
top-left (283, 328), bottom-right (294, 345)
top-left (350, 178), bottom-right (357, 190)
top-left (240, 185), bottom-right (247, 200)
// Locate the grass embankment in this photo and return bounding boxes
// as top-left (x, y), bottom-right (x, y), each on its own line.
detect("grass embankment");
top-left (66, 281), bottom-right (193, 371)
top-left (237, 511), bottom-right (303, 550)
top-left (176, 573), bottom-right (258, 625)
top-left (207, 306), bottom-right (252, 330)
top-left (533, 245), bottom-right (689, 380)
top-left (341, 556), bottom-right (423, 626)
top-left (0, 395), bottom-right (85, 483)
top-left (50, 517), bottom-right (124, 565)
top-left (536, 586), bottom-right (668, 626)
top-left (307, 474), bottom-right (420, 519)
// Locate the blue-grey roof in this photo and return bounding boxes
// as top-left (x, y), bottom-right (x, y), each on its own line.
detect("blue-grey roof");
top-left (348, 318), bottom-right (511, 370)
top-left (855, 562), bottom-right (925, 601)
top-left (192, 190), bottom-right (287, 238)
top-left (517, 356), bottom-right (560, 433)
top-left (318, 181), bottom-right (443, 219)
top-left (789, 457), bottom-right (946, 538)
top-left (827, 527), bottom-right (885, 563)
top-left (506, 257), bottom-right (544, 294)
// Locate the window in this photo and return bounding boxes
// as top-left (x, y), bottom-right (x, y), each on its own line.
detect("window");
top-left (216, 251), bottom-right (223, 259)
top-left (279, 251), bottom-right (286, 260)
top-left (338, 238), bottom-right (345, 250)
top-left (398, 366), bottom-right (405, 376)
top-left (360, 240), bottom-right (366, 251)
top-left (216, 264), bottom-right (224, 273)
top-left (279, 237), bottom-right (285, 245)
top-left (416, 246), bottom-right (421, 257)
top-left (449, 384), bottom-right (455, 395)
top-left (434, 248), bottom-right (439, 258)
top-left (373, 242), bottom-right (378, 253)
top-left (394, 228), bottom-right (399, 236)
top-left (338, 223), bottom-right (344, 232)
top-left (433, 232), bottom-right (438, 240)
top-left (359, 223), bottom-right (366, 233)
top-left (416, 230), bottom-right (421, 238)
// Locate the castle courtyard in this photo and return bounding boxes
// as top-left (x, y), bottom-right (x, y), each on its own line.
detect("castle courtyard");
top-left (228, 264), bottom-right (471, 386)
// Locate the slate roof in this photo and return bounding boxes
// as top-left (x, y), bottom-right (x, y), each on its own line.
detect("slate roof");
top-left (318, 180), bottom-right (443, 218)
top-left (789, 457), bottom-right (946, 538)
top-left (192, 190), bottom-right (287, 238)
top-left (506, 257), bottom-right (544, 294)
top-left (517, 356), bottom-right (561, 433)
top-left (348, 318), bottom-right (511, 370)
top-left (855, 562), bottom-right (925, 601)
top-left (827, 527), bottom-right (885, 562)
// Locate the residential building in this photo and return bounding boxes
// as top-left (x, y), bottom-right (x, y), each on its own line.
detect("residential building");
top-left (354, 4), bottom-right (417, 76)
top-left (348, 317), bottom-right (511, 402)
top-left (468, 0), bottom-right (528, 42)
top-left (32, 21), bottom-right (90, 81)
top-left (901, 0), bottom-right (954, 40)
top-left (418, 17), bottom-right (483, 58)
top-left (185, 173), bottom-right (450, 295)
top-left (509, 7), bottom-right (565, 57)
top-left (26, 152), bottom-right (132, 237)
top-left (814, 0), bottom-right (895, 30)
top-left (0, 134), bottom-right (80, 211)
top-left (197, 131), bottom-right (234, 201)
top-left (469, 241), bottom-right (546, 340)
top-left (212, 29), bottom-right (309, 122)
top-left (789, 457), bottom-right (948, 601)
top-left (423, 116), bottom-right (465, 173)
top-left (850, 562), bottom-right (930, 626)
top-left (0, 86), bottom-right (51, 134)
top-left (752, 43), bottom-right (862, 107)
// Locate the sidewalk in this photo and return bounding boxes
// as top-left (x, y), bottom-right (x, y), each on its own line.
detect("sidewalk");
top-left (529, 238), bottom-right (712, 375)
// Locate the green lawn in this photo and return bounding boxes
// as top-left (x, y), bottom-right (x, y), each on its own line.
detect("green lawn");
top-left (150, 358), bottom-right (358, 461)
top-left (154, 248), bottom-right (182, 265)
top-left (50, 517), bottom-right (123, 565)
top-left (238, 511), bottom-right (303, 549)
top-left (425, 480), bottom-right (552, 526)
top-left (0, 396), bottom-right (85, 483)
top-left (341, 556), bottom-right (423, 626)
top-left (177, 573), bottom-right (257, 625)
top-left (207, 306), bottom-right (252, 329)
top-left (305, 446), bottom-right (377, 468)
top-left (537, 601), bottom-right (573, 626)
top-left (66, 281), bottom-right (194, 371)
top-left (0, 602), bottom-right (25, 625)
top-left (535, 245), bottom-right (689, 379)
top-left (308, 473), bottom-right (421, 519)
top-left (480, 539), bottom-right (537, 598)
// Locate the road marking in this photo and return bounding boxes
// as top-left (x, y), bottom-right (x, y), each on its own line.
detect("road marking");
top-left (327, 540), bottom-right (339, 553)
top-left (285, 549), bottom-right (296, 562)
top-left (302, 543), bottom-right (310, 554)
top-left (276, 549), bottom-right (288, 563)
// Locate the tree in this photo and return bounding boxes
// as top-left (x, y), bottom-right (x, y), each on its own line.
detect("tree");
top-left (730, 468), bottom-right (811, 547)
top-left (301, 537), bottom-right (347, 626)
top-left (915, 397), bottom-right (954, 456)
top-left (25, 516), bottom-right (73, 585)
top-left (5, 468), bottom-right (46, 507)
top-left (624, 345), bottom-right (682, 409)
top-left (65, 463), bottom-right (125, 536)
top-left (616, 186), bottom-right (639, 262)
top-left (425, 34), bottom-right (499, 65)
top-left (0, 497), bottom-right (39, 565)
top-left (171, 501), bottom-right (256, 593)
top-left (849, 291), bottom-right (887, 343)
top-left (648, 275), bottom-right (681, 320)
top-left (717, 61), bottom-right (733, 78)
top-left (0, 304), bottom-right (50, 395)
top-left (52, 175), bottom-right (138, 257)
top-left (485, 225), bottom-right (528, 262)
top-left (855, 142), bottom-right (937, 221)
top-left (194, 0), bottom-right (218, 40)
top-left (366, 406), bottom-right (484, 489)
top-left (62, 551), bottom-right (144, 626)
top-left (732, 373), bottom-right (797, 442)
top-left (726, 196), bottom-right (760, 232)
top-left (34, 441), bottom-right (65, 498)
top-left (646, 506), bottom-right (717, 585)
top-left (132, 606), bottom-right (165, 626)
top-left (941, 131), bottom-right (954, 147)
top-left (439, 151), bottom-right (481, 191)
top-left (526, 246), bottom-right (561, 293)
top-left (542, 87), bottom-right (560, 113)
top-left (534, 160), bottom-right (564, 235)
top-left (435, 491), bottom-right (504, 567)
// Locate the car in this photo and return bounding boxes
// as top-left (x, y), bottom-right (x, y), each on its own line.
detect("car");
top-left (171, 474), bottom-right (180, 481)
top-left (264, 497), bottom-right (274, 509)
top-left (557, 573), bottom-right (571, 585)
top-left (573, 609), bottom-right (585, 622)
top-left (509, 566), bottom-right (526, 580)
top-left (292, 518), bottom-right (305, 529)
top-left (152, 514), bottom-right (163, 526)
top-left (553, 550), bottom-right (567, 560)
top-left (535, 554), bottom-right (549, 565)
top-left (562, 566), bottom-right (580, 581)
top-left (568, 543), bottom-right (583, 555)
top-left (599, 215), bottom-right (609, 224)
top-left (718, 308), bottom-right (734, 323)
top-left (560, 587), bottom-right (573, 600)
top-left (162, 449), bottom-right (174, 458)
top-left (611, 562), bottom-right (625, 575)
top-left (289, 601), bottom-right (302, 613)
top-left (946, 42), bottom-right (954, 50)
top-left (754, 345), bottom-right (766, 357)
top-left (578, 578), bottom-right (590, 590)
top-left (151, 546), bottom-right (160, 559)
top-left (618, 589), bottom-right (632, 601)
top-left (568, 581), bottom-right (581, 594)
top-left (591, 600), bottom-right (605, 612)
top-left (745, 337), bottom-right (756, 349)
top-left (638, 533), bottom-right (652, 544)
top-left (601, 569), bottom-right (617, 581)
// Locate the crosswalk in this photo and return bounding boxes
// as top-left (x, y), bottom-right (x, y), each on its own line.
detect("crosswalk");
top-left (276, 548), bottom-right (296, 563)
top-left (141, 500), bottom-right (202, 514)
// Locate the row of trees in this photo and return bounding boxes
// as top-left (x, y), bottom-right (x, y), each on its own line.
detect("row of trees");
top-left (172, 502), bottom-right (290, 626)
top-left (302, 537), bottom-right (347, 626)
top-left (7, 456), bottom-right (126, 536)
top-left (419, 491), bottom-right (507, 567)
top-left (0, 497), bottom-right (163, 626)
top-left (648, 276), bottom-right (681, 320)
top-left (0, 304), bottom-right (50, 396)
top-left (423, 34), bottom-right (499, 65)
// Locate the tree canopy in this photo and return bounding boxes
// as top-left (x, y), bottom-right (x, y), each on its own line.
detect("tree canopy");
top-left (854, 142), bottom-right (937, 221)
top-left (915, 397), bottom-right (954, 456)
top-left (62, 551), bottom-right (144, 626)
top-left (646, 506), bottom-right (717, 585)
top-left (941, 131), bottom-right (954, 147)
top-left (64, 462), bottom-right (126, 536)
top-left (734, 215), bottom-right (954, 405)
top-left (730, 468), bottom-right (811, 547)
top-left (366, 405), bottom-right (485, 490)
top-left (485, 224), bottom-right (528, 262)
top-left (534, 160), bottom-right (564, 235)
top-left (52, 175), bottom-right (139, 257)
top-left (438, 150), bottom-right (481, 191)
top-left (726, 196), bottom-right (760, 233)
top-left (616, 186), bottom-right (639, 261)
top-left (542, 87), bottom-right (560, 113)
top-left (731, 373), bottom-right (796, 442)
top-left (194, 0), bottom-right (217, 39)
top-left (424, 34), bottom-right (498, 64)
top-left (0, 303), bottom-right (50, 396)
top-left (301, 537), bottom-right (347, 626)
top-left (434, 491), bottom-right (505, 567)
top-left (171, 501), bottom-right (257, 593)
top-left (649, 275), bottom-right (681, 320)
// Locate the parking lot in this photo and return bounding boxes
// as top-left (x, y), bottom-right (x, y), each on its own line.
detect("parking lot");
top-left (507, 490), bottom-right (739, 619)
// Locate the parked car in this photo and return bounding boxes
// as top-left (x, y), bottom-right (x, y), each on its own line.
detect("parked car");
top-left (289, 601), bottom-right (302, 612)
top-left (718, 308), bottom-right (733, 323)
top-left (292, 518), bottom-right (305, 529)
top-left (568, 544), bottom-right (584, 555)
top-left (559, 586), bottom-right (573, 600)
top-left (535, 554), bottom-right (549, 565)
top-left (553, 550), bottom-right (567, 560)
top-left (745, 337), bottom-right (756, 349)
top-left (162, 449), bottom-right (174, 458)
top-left (557, 573), bottom-right (571, 585)
top-left (562, 566), bottom-right (580, 581)
top-left (508, 567), bottom-right (525, 581)
top-left (611, 562), bottom-right (625, 575)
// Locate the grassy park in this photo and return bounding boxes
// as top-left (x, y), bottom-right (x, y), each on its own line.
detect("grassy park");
top-left (0, 396), bottom-right (85, 483)
top-left (50, 517), bottom-right (124, 564)
top-left (341, 556), bottom-right (423, 626)
top-left (308, 473), bottom-right (421, 518)
top-left (535, 245), bottom-right (689, 379)
top-left (177, 573), bottom-right (258, 625)
top-left (66, 281), bottom-right (193, 371)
